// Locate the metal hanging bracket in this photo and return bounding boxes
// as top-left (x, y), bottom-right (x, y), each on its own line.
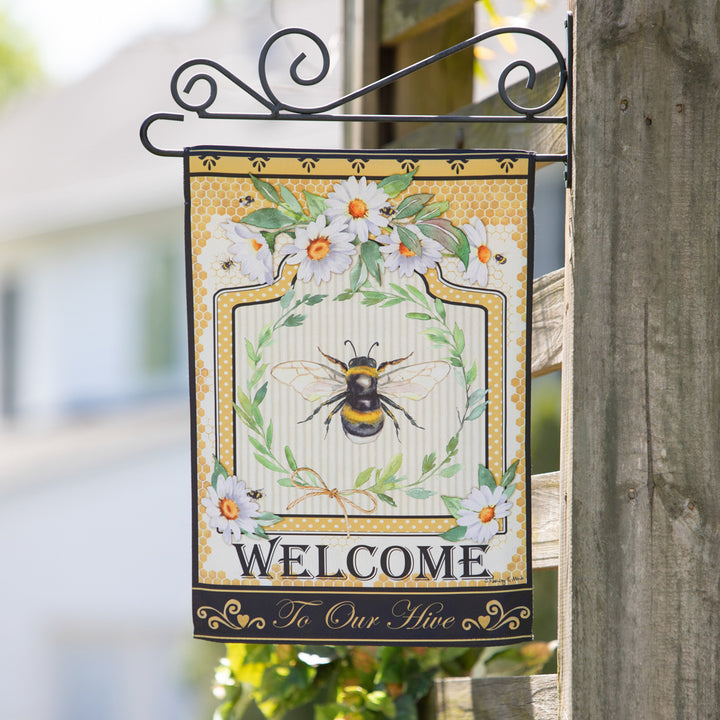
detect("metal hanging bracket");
top-left (141, 13), bottom-right (572, 186)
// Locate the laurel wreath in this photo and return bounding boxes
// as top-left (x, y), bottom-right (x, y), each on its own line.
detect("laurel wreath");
top-left (232, 276), bottom-right (488, 515)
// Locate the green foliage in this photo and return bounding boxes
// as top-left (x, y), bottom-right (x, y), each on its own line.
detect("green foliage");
top-left (211, 641), bottom-right (556, 720)
top-left (0, 12), bottom-right (43, 106)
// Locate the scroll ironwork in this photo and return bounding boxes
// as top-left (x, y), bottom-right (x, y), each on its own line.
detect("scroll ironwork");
top-left (140, 14), bottom-right (572, 184)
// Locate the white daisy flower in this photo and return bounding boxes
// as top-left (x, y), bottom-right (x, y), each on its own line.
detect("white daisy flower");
top-left (462, 218), bottom-right (503, 287)
top-left (457, 484), bottom-right (513, 545)
top-left (378, 224), bottom-right (443, 277)
top-left (283, 214), bottom-right (356, 284)
top-left (223, 221), bottom-right (274, 285)
top-left (325, 176), bottom-right (391, 243)
top-left (202, 475), bottom-right (261, 544)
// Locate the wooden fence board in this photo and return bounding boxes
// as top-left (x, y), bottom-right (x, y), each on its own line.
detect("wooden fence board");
top-left (531, 268), bottom-right (564, 378)
top-left (428, 674), bottom-right (558, 720)
top-left (529, 471), bottom-right (559, 569)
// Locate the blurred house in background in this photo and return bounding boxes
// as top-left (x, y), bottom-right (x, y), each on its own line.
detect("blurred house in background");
top-left (0, 3), bottom-right (343, 719)
top-left (0, 1), bottom-right (565, 718)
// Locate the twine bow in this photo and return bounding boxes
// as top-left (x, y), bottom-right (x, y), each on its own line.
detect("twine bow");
top-left (286, 467), bottom-right (377, 537)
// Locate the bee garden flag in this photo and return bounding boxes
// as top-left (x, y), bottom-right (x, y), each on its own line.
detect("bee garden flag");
top-left (187, 147), bottom-right (534, 645)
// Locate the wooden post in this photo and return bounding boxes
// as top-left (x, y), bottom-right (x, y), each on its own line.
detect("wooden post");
top-left (560, 1), bottom-right (720, 718)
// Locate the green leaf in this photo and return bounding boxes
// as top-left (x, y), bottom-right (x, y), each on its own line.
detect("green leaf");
top-left (503, 482), bottom-right (517, 499)
top-left (448, 356), bottom-right (463, 367)
top-left (211, 455), bottom-right (228, 491)
top-left (477, 464), bottom-right (496, 489)
top-left (232, 401), bottom-right (253, 426)
top-left (249, 363), bottom-right (269, 388)
top-left (466, 361), bottom-right (477, 386)
top-left (417, 219), bottom-right (470, 268)
top-left (389, 283), bottom-right (411, 299)
top-left (434, 297), bottom-right (446, 322)
top-left (279, 185), bottom-right (303, 215)
top-left (379, 454), bottom-right (403, 483)
top-left (441, 494), bottom-right (463, 519)
top-left (406, 488), bottom-right (434, 500)
top-left (305, 294), bottom-right (326, 306)
top-left (236, 388), bottom-right (253, 417)
top-left (377, 169), bottom-right (417, 198)
top-left (253, 382), bottom-right (268, 406)
top-left (245, 339), bottom-right (259, 365)
top-left (421, 328), bottom-right (450, 346)
top-left (360, 240), bottom-right (383, 284)
top-left (452, 324), bottom-right (465, 354)
top-left (283, 313), bottom-right (306, 327)
top-left (439, 463), bottom-right (463, 478)
top-left (466, 402), bottom-right (488, 422)
top-left (501, 459), bottom-right (520, 487)
top-left (440, 525), bottom-right (467, 542)
top-left (266, 420), bottom-right (274, 448)
top-left (468, 388), bottom-right (488, 407)
top-left (405, 284), bottom-right (430, 308)
top-left (376, 493), bottom-right (397, 507)
top-left (256, 511), bottom-right (283, 525)
top-left (251, 525), bottom-right (270, 540)
top-left (394, 193), bottom-right (433, 220)
top-left (382, 297), bottom-right (405, 307)
top-left (354, 466), bottom-right (375, 488)
top-left (248, 435), bottom-right (271, 456)
top-left (303, 190), bottom-right (327, 219)
top-left (396, 224), bottom-right (423, 257)
top-left (277, 477), bottom-right (295, 487)
top-left (415, 200), bottom-right (449, 222)
top-left (280, 286), bottom-right (295, 309)
top-left (242, 208), bottom-right (295, 229)
top-left (258, 325), bottom-right (273, 348)
top-left (284, 446), bottom-right (298, 471)
top-left (254, 453), bottom-right (285, 473)
top-left (446, 435), bottom-right (459, 454)
top-left (250, 173), bottom-right (280, 204)
top-left (335, 290), bottom-right (354, 301)
top-left (406, 312), bottom-right (431, 320)
top-left (421, 452), bottom-right (437, 473)
top-left (260, 230), bottom-right (278, 253)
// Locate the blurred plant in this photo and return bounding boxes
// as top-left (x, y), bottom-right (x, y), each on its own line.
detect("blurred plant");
top-left (0, 11), bottom-right (43, 106)
top-left (211, 641), bottom-right (556, 720)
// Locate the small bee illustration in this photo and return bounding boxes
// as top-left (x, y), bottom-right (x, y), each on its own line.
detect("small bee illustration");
top-left (494, 253), bottom-right (507, 265)
top-left (378, 205), bottom-right (395, 219)
top-left (247, 489), bottom-right (264, 500)
top-left (238, 195), bottom-right (255, 207)
top-left (271, 341), bottom-right (449, 444)
top-left (220, 258), bottom-right (235, 271)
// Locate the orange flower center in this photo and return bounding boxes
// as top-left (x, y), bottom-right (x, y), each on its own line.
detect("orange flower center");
top-left (477, 245), bottom-right (492, 263)
top-left (348, 198), bottom-right (368, 219)
top-left (479, 505), bottom-right (495, 524)
top-left (219, 497), bottom-right (240, 521)
top-left (398, 242), bottom-right (415, 257)
top-left (307, 236), bottom-right (331, 260)
top-left (251, 239), bottom-right (262, 252)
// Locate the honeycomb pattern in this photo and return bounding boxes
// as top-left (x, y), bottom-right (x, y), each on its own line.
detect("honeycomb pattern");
top-left (189, 153), bottom-right (530, 590)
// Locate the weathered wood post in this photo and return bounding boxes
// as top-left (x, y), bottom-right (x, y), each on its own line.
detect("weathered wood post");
top-left (560, 1), bottom-right (720, 718)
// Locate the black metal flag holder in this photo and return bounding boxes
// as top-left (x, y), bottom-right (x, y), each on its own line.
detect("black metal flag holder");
top-left (141, 14), bottom-right (572, 183)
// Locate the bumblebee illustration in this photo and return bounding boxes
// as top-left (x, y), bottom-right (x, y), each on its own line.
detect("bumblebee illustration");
top-left (220, 258), bottom-right (235, 270)
top-left (271, 341), bottom-right (449, 444)
top-left (494, 253), bottom-right (507, 265)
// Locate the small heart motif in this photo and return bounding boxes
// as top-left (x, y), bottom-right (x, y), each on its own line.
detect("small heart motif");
top-left (237, 613), bottom-right (250, 628)
top-left (478, 615), bottom-right (490, 629)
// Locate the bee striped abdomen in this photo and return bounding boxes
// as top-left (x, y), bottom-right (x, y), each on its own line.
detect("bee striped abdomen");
top-left (342, 365), bottom-right (384, 443)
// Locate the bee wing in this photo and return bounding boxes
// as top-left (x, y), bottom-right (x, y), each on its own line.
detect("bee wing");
top-left (379, 361), bottom-right (450, 400)
top-left (271, 361), bottom-right (345, 401)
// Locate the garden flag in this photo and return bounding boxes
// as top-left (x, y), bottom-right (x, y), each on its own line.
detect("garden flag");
top-left (187, 147), bottom-right (534, 645)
